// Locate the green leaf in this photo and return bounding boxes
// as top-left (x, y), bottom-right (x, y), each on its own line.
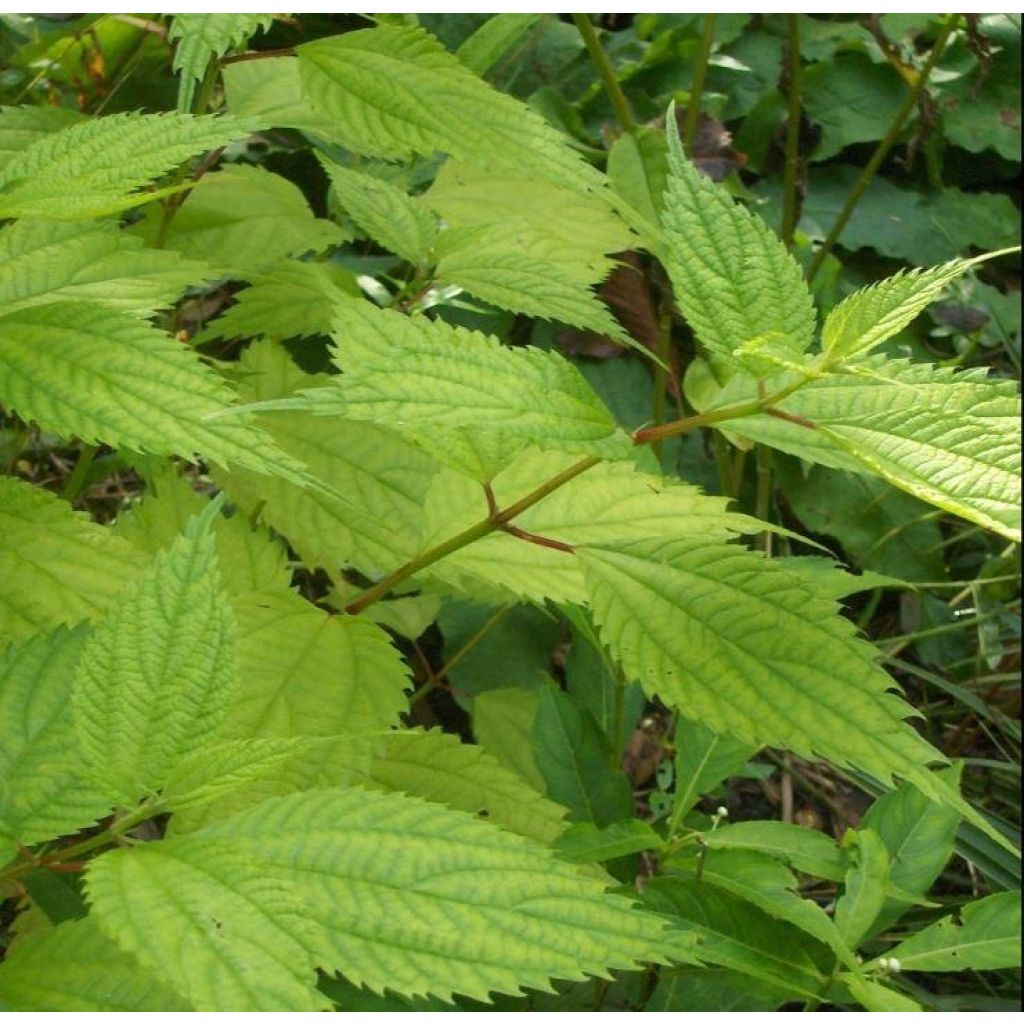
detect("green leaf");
top-left (875, 891), bottom-right (1022, 973)
top-left (834, 828), bottom-right (892, 949)
top-left (296, 300), bottom-right (628, 463)
top-left (420, 449), bottom-right (757, 604)
top-left (296, 24), bottom-right (599, 192)
top-left (89, 787), bottom-right (668, 1006)
top-left (0, 111), bottom-right (260, 220)
top-left (645, 966), bottom-right (788, 1012)
top-left (455, 13), bottom-right (540, 75)
top-left (860, 766), bottom-right (963, 935)
top-left (363, 728), bottom-right (567, 844)
top-left (580, 538), bottom-right (944, 787)
top-left (0, 302), bottom-right (312, 486)
top-left (701, 820), bottom-right (847, 881)
top-left (0, 917), bottom-right (188, 1011)
top-left (87, 839), bottom-right (328, 1011)
top-left (72, 503), bottom-right (235, 805)
top-left (662, 111), bottom-right (816, 381)
top-left (640, 877), bottom-right (828, 999)
top-left (0, 105), bottom-right (85, 173)
top-left (434, 221), bottom-right (631, 341)
top-left (213, 339), bottom-right (435, 576)
top-left (606, 126), bottom-right (669, 240)
top-left (471, 687), bottom-right (545, 790)
top-left (197, 260), bottom-right (359, 344)
top-left (0, 218), bottom-right (210, 317)
top-left (0, 474), bottom-right (141, 647)
top-left (132, 164), bottom-right (344, 278)
top-left (840, 973), bottom-right (923, 1012)
top-left (700, 357), bottom-right (1023, 542)
top-left (672, 722), bottom-right (757, 822)
top-left (319, 157), bottom-right (437, 265)
top-left (533, 682), bottom-right (634, 827)
top-left (822, 251), bottom-right (1018, 363)
top-left (554, 819), bottom-right (662, 863)
top-left (0, 627), bottom-right (111, 846)
top-left (170, 14), bottom-right (273, 110)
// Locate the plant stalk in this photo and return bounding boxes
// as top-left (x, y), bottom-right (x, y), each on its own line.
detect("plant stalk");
top-left (780, 14), bottom-right (803, 249)
top-left (60, 443), bottom-right (98, 503)
top-left (573, 13), bottom-right (637, 134)
top-left (806, 14), bottom-right (958, 281)
top-left (650, 306), bottom-right (674, 462)
top-left (683, 14), bottom-right (717, 153)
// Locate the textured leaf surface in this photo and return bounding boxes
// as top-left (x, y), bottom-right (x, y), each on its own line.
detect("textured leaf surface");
top-left (835, 829), bottom-right (891, 949)
top-left (672, 722), bottom-right (757, 822)
top-left (0, 627), bottom-right (111, 846)
top-left (705, 358), bottom-right (1022, 541)
top-left (0, 105), bottom-right (85, 172)
top-left (297, 24), bottom-right (599, 191)
top-left (876, 891), bottom-right (1022, 973)
top-left (0, 301), bottom-right (311, 485)
top-left (420, 450), bottom-right (765, 604)
top-left (73, 505), bottom-right (235, 804)
top-left (320, 157), bottom-right (437, 265)
top-left (822, 252), bottom-right (1015, 362)
top-left (0, 917), bottom-right (187, 1011)
top-left (0, 219), bottom-right (209, 316)
top-left (0, 474), bottom-right (140, 646)
top-left (87, 841), bottom-right (327, 1011)
top-left (97, 787), bottom-right (667, 1005)
top-left (170, 14), bottom-right (273, 110)
top-left (662, 117), bottom-right (815, 380)
top-left (471, 687), bottom-right (545, 790)
top-left (0, 111), bottom-right (258, 219)
top-left (133, 164), bottom-right (344, 278)
top-left (300, 300), bottom-right (626, 462)
top-left (702, 821), bottom-right (847, 881)
top-left (580, 539), bottom-right (943, 786)
top-left (362, 729), bottom-right (567, 844)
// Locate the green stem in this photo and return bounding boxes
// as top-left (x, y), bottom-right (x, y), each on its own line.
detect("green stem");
top-left (573, 13), bottom-right (637, 134)
top-left (346, 456), bottom-right (602, 615)
top-left (683, 14), bottom-right (717, 153)
top-left (806, 15), bottom-right (958, 282)
top-left (754, 445), bottom-right (774, 554)
top-left (650, 305), bottom-right (673, 463)
top-left (780, 14), bottom-right (803, 249)
top-left (59, 443), bottom-right (98, 503)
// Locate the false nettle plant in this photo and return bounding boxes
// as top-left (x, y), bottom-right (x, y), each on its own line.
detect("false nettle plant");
top-left (0, 12), bottom-right (1020, 1013)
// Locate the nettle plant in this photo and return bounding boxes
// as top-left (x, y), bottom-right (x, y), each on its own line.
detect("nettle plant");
top-left (0, 14), bottom-right (1020, 1014)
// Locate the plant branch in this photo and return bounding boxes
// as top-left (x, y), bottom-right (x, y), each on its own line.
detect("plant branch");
top-left (650, 304), bottom-right (674, 462)
top-left (806, 15), bottom-right (959, 282)
top-left (573, 14), bottom-right (637, 135)
top-left (219, 45), bottom-right (295, 65)
top-left (780, 14), bottom-right (803, 249)
top-left (683, 14), bottom-right (717, 153)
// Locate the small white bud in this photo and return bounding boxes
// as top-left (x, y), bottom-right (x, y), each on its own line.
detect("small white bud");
top-left (888, 958), bottom-right (901, 974)
top-left (715, 806), bottom-right (729, 818)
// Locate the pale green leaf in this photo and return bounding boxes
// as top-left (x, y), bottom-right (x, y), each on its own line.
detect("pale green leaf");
top-left (0, 111), bottom-right (260, 220)
top-left (701, 357), bottom-right (1022, 541)
top-left (840, 973), bottom-right (923, 1012)
top-left (0, 105), bottom-right (85, 172)
top-left (0, 218), bottom-right (209, 317)
top-left (197, 260), bottom-right (359, 344)
top-left (212, 339), bottom-right (434, 576)
top-left (0, 627), bottom-right (111, 846)
top-left (0, 916), bottom-right (188, 1011)
top-left (606, 126), bottom-right (668, 240)
top-left (170, 14), bottom-right (273, 110)
top-left (320, 157), bottom-right (437, 265)
top-left (702, 820), bottom-right (847, 881)
top-left (87, 840), bottom-right (328, 1011)
top-left (455, 13), bottom-right (540, 75)
top-left (73, 503), bottom-right (235, 804)
top-left (662, 112), bottom-right (816, 380)
top-left (579, 539), bottom-right (945, 787)
top-left (295, 300), bottom-right (628, 463)
top-left (554, 819), bottom-right (662, 863)
top-left (874, 891), bottom-right (1022, 973)
top-left (0, 474), bottom-right (141, 647)
top-left (361, 728), bottom-right (567, 844)
top-left (297, 24), bottom-right (600, 192)
top-left (672, 722), bottom-right (757, 821)
top-left (434, 222), bottom-right (630, 340)
top-left (0, 301), bottom-right (312, 486)
top-left (822, 251), bottom-right (1019, 363)
top-left (471, 687), bottom-right (545, 790)
top-left (113, 787), bottom-right (669, 1004)
top-left (132, 164), bottom-right (344, 278)
top-left (835, 829), bottom-right (891, 949)
top-left (419, 450), bottom-right (772, 604)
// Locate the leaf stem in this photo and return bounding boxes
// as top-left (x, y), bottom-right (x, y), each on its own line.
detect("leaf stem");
top-left (683, 14), bottom-right (717, 154)
top-left (806, 14), bottom-right (958, 281)
top-left (573, 14), bottom-right (637, 135)
top-left (754, 444), bottom-right (774, 554)
top-left (60, 443), bottom-right (99, 504)
top-left (650, 304), bottom-right (673, 463)
top-left (780, 14), bottom-right (803, 249)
